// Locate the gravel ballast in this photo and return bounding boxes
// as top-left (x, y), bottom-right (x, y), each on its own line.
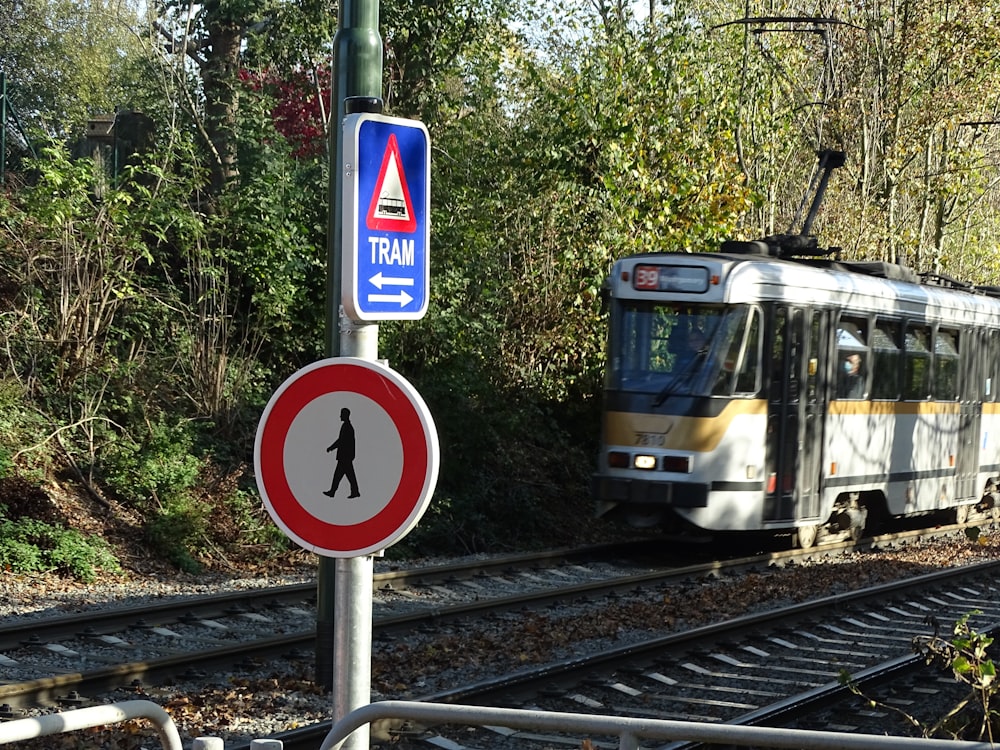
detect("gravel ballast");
top-left (3, 534), bottom-right (1000, 748)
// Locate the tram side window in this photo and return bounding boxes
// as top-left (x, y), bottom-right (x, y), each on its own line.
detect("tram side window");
top-left (903, 324), bottom-right (932, 400)
top-left (807, 313), bottom-right (821, 401)
top-left (870, 319), bottom-right (901, 400)
top-left (835, 317), bottom-right (868, 400)
top-left (933, 329), bottom-right (959, 401)
top-left (769, 308), bottom-right (787, 401)
top-left (734, 309), bottom-right (761, 393)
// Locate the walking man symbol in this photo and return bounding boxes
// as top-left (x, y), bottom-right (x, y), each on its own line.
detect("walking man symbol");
top-left (324, 407), bottom-right (361, 499)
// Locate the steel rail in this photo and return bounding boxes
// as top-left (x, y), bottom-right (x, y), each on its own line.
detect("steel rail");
top-left (0, 541), bottom-right (650, 652)
top-left (233, 557), bottom-right (1000, 750)
top-left (0, 522), bottom-right (967, 653)
top-left (1, 526), bottom-right (982, 711)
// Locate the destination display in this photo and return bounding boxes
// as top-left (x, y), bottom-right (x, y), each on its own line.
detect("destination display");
top-left (632, 264), bottom-right (710, 293)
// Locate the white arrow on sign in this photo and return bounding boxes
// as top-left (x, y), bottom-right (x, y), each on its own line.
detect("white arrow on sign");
top-left (369, 290), bottom-right (414, 306)
top-left (370, 272), bottom-right (415, 289)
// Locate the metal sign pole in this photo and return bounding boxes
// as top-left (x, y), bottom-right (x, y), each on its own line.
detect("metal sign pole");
top-left (320, 1), bottom-right (382, 747)
top-left (2, 71), bottom-right (8, 184)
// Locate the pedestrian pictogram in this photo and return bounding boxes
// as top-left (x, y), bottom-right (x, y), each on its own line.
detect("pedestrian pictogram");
top-left (324, 407), bottom-right (361, 499)
top-left (255, 357), bottom-right (439, 558)
top-left (342, 113), bottom-right (430, 321)
top-left (366, 134), bottom-right (417, 233)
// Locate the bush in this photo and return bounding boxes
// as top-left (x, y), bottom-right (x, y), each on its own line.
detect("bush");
top-left (99, 418), bottom-right (208, 569)
top-left (100, 418), bottom-right (203, 509)
top-left (146, 497), bottom-right (209, 573)
top-left (0, 379), bottom-right (52, 482)
top-left (0, 510), bottom-right (121, 582)
top-left (223, 488), bottom-right (290, 549)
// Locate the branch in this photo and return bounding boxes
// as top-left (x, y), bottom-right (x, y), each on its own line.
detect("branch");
top-left (154, 20), bottom-right (207, 67)
top-left (12, 415), bottom-right (129, 510)
top-left (12, 416), bottom-right (128, 464)
top-left (54, 430), bottom-right (113, 510)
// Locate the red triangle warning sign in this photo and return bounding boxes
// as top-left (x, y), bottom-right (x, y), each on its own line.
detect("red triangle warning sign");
top-left (366, 133), bottom-right (417, 233)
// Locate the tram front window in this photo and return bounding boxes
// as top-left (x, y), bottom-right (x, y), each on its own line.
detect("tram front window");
top-left (612, 303), bottom-right (750, 398)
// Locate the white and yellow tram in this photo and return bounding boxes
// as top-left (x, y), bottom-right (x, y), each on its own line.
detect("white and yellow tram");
top-left (592, 247), bottom-right (1000, 547)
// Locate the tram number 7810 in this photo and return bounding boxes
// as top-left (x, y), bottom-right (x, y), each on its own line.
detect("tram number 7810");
top-left (634, 431), bottom-right (666, 446)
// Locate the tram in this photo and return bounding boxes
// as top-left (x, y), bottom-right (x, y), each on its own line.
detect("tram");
top-left (592, 153), bottom-right (1000, 547)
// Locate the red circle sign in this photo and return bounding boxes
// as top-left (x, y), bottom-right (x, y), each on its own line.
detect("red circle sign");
top-left (254, 357), bottom-right (439, 557)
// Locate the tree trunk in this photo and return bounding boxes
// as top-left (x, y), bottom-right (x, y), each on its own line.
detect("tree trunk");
top-left (202, 18), bottom-right (241, 195)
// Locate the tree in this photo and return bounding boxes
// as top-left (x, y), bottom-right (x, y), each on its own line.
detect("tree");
top-left (385, 0), bottom-right (758, 550)
top-left (0, 0), bottom-right (149, 139)
top-left (153, 0), bottom-right (335, 196)
top-left (820, 0), bottom-right (1000, 268)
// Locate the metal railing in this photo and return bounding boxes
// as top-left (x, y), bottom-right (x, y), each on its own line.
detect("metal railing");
top-left (319, 700), bottom-right (1000, 750)
top-left (0, 700), bottom-right (182, 750)
top-left (6, 697), bottom-right (997, 750)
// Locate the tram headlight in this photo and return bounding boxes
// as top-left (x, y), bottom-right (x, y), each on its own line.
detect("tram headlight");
top-left (634, 455), bottom-right (657, 470)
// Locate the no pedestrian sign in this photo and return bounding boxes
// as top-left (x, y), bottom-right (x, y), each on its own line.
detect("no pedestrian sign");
top-left (254, 358), bottom-right (439, 557)
top-left (342, 113), bottom-right (430, 321)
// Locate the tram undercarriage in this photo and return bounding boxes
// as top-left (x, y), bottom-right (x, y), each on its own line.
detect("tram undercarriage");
top-left (600, 481), bottom-right (1000, 549)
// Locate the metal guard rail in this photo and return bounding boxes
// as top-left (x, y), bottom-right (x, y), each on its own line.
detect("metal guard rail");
top-left (6, 698), bottom-right (997, 750)
top-left (0, 700), bottom-right (182, 750)
top-left (320, 700), bottom-right (1000, 750)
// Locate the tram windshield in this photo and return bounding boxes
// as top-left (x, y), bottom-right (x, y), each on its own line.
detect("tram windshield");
top-left (609, 302), bottom-right (758, 399)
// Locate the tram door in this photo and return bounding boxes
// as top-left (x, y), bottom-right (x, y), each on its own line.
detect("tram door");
top-left (763, 306), bottom-right (826, 524)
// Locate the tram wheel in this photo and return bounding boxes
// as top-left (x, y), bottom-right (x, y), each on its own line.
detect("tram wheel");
top-left (956, 504), bottom-right (969, 525)
top-left (795, 524), bottom-right (818, 549)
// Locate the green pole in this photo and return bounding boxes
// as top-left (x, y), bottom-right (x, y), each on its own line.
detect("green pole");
top-left (316, 0), bottom-right (383, 697)
top-left (1, 71), bottom-right (7, 185)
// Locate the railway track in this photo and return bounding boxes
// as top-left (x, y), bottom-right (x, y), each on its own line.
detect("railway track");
top-left (2, 526), bottom-right (995, 749)
top-left (277, 556), bottom-right (1000, 750)
top-left (0, 541), bottom-right (652, 652)
top-left (0, 540), bottom-right (693, 708)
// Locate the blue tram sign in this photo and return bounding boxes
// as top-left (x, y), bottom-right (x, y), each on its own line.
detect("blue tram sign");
top-left (342, 113), bottom-right (430, 321)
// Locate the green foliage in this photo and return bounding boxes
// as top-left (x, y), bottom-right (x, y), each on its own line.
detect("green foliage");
top-left (0, 0), bottom-right (150, 139)
top-left (515, 6), bottom-right (751, 255)
top-left (382, 0), bottom-right (514, 121)
top-left (378, 2), bottom-right (756, 553)
top-left (242, 0), bottom-right (336, 72)
top-left (395, 359), bottom-right (598, 554)
top-left (5, 0), bottom-right (1000, 569)
top-left (0, 380), bottom-right (53, 481)
top-left (99, 418), bottom-right (203, 510)
top-left (223, 488), bottom-right (290, 549)
top-left (917, 611), bottom-right (1000, 741)
top-left (0, 508), bottom-right (121, 582)
top-left (146, 497), bottom-right (210, 573)
top-left (1, 141), bottom-right (160, 447)
top-left (222, 76), bottom-right (329, 374)
top-left (99, 421), bottom-right (211, 570)
top-left (0, 383), bottom-right (28, 477)
top-left (98, 418), bottom-right (209, 569)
